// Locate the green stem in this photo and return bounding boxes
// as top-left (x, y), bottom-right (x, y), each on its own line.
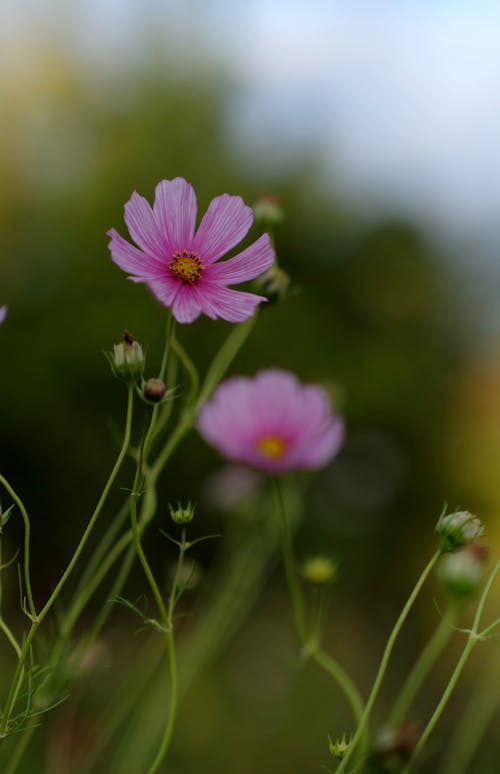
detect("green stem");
top-left (146, 531), bottom-right (186, 774)
top-left (271, 477), bottom-right (307, 642)
top-left (388, 606), bottom-right (458, 726)
top-left (311, 648), bottom-right (364, 726)
top-left (0, 476), bottom-right (36, 620)
top-left (336, 550), bottom-right (441, 773)
top-left (0, 384), bottom-right (134, 736)
top-left (401, 558), bottom-right (500, 773)
top-left (272, 478), bottom-right (365, 733)
top-left (439, 650), bottom-right (500, 774)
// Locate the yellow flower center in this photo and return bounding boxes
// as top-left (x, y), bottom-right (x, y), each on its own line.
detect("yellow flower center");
top-left (169, 250), bottom-right (204, 284)
top-left (256, 435), bottom-right (287, 459)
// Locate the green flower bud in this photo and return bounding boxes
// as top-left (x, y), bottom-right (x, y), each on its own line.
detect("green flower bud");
top-left (108, 331), bottom-right (145, 383)
top-left (302, 555), bottom-right (337, 585)
top-left (169, 501), bottom-right (195, 525)
top-left (252, 194), bottom-right (284, 229)
top-left (329, 733), bottom-right (351, 760)
top-left (437, 544), bottom-right (487, 601)
top-left (436, 510), bottom-right (485, 553)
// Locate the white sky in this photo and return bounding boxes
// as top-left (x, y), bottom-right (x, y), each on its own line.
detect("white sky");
top-left (1, 0), bottom-right (500, 247)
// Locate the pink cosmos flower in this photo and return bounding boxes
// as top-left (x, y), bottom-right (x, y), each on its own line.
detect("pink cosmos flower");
top-left (0, 306), bottom-right (7, 324)
top-left (108, 177), bottom-right (275, 324)
top-left (197, 369), bottom-right (344, 475)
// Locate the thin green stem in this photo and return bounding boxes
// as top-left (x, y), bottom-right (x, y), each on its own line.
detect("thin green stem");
top-left (439, 650), bottom-right (500, 774)
top-left (197, 315), bottom-right (257, 407)
top-left (0, 384), bottom-right (134, 736)
top-left (388, 606), bottom-right (458, 726)
top-left (147, 531), bottom-right (186, 774)
top-left (0, 476), bottom-right (36, 620)
top-left (272, 478), bottom-right (365, 737)
top-left (311, 648), bottom-right (364, 726)
top-left (272, 477), bottom-right (307, 642)
top-left (336, 550), bottom-right (441, 773)
top-left (401, 558), bottom-right (500, 773)
top-left (172, 335), bottom-right (199, 407)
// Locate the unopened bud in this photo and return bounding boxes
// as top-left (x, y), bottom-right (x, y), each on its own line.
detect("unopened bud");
top-left (260, 265), bottom-right (291, 303)
top-left (302, 556), bottom-right (337, 585)
top-left (373, 723), bottom-right (421, 767)
top-left (329, 733), bottom-right (351, 760)
top-left (253, 194), bottom-right (284, 229)
top-left (109, 331), bottom-right (145, 383)
top-left (144, 378), bottom-right (167, 402)
top-left (436, 510), bottom-right (485, 553)
top-left (169, 501), bottom-right (195, 525)
top-left (437, 544), bottom-right (487, 600)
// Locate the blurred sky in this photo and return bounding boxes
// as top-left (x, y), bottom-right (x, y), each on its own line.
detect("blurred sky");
top-left (1, 0), bottom-right (500, 254)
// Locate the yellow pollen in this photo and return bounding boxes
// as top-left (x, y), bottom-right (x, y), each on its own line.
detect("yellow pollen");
top-left (169, 250), bottom-right (204, 284)
top-left (257, 435), bottom-right (287, 459)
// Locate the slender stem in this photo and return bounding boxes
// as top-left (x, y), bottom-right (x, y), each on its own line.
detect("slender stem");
top-left (0, 476), bottom-right (36, 619)
top-left (439, 650), bottom-right (500, 774)
top-left (336, 550), bottom-right (441, 773)
top-left (147, 532), bottom-right (186, 774)
top-left (0, 534), bottom-right (21, 658)
top-left (401, 558), bottom-right (500, 773)
top-left (271, 477), bottom-right (307, 642)
top-left (388, 606), bottom-right (458, 726)
top-left (197, 315), bottom-right (257, 407)
top-left (311, 648), bottom-right (364, 726)
top-left (272, 478), bottom-right (365, 735)
top-left (172, 335), bottom-right (199, 407)
top-left (0, 384), bottom-right (134, 735)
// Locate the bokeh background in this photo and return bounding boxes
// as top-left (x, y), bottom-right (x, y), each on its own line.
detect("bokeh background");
top-left (0, 1), bottom-right (499, 772)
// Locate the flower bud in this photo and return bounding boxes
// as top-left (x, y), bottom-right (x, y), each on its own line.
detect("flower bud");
top-left (373, 723), bottom-right (421, 767)
top-left (259, 265), bottom-right (291, 303)
top-left (302, 556), bottom-right (337, 585)
top-left (169, 501), bottom-right (195, 525)
top-left (329, 733), bottom-right (351, 760)
top-left (436, 510), bottom-right (485, 553)
top-left (144, 378), bottom-right (167, 402)
top-left (437, 544), bottom-right (487, 601)
top-left (109, 331), bottom-right (145, 383)
top-left (253, 194), bottom-right (284, 229)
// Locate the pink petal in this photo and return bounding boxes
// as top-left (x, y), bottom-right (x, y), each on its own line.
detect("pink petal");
top-left (198, 283), bottom-right (267, 322)
top-left (205, 233), bottom-right (274, 286)
top-left (153, 178), bottom-right (197, 253)
top-left (171, 283), bottom-right (203, 324)
top-left (124, 192), bottom-right (167, 260)
top-left (0, 305), bottom-right (7, 324)
top-left (296, 418), bottom-right (345, 469)
top-left (107, 229), bottom-right (165, 279)
top-left (192, 194), bottom-right (253, 264)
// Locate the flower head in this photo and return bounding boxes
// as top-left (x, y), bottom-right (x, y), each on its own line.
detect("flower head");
top-left (197, 369), bottom-right (344, 475)
top-left (0, 305), bottom-right (7, 324)
top-left (108, 177), bottom-right (275, 324)
top-left (436, 510), bottom-right (485, 553)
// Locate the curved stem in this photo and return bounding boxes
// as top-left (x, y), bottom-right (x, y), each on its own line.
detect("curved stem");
top-left (401, 559), bottom-right (500, 773)
top-left (388, 605), bottom-right (458, 726)
top-left (0, 476), bottom-right (36, 619)
top-left (0, 384), bottom-right (134, 736)
top-left (336, 550), bottom-right (441, 773)
top-left (311, 647), bottom-right (364, 726)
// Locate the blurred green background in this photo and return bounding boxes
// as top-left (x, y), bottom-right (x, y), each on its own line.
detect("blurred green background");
top-left (0, 2), bottom-right (499, 772)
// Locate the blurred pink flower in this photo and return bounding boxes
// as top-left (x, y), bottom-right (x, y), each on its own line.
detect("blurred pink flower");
top-left (108, 177), bottom-right (274, 324)
top-left (197, 369), bottom-right (344, 475)
top-left (0, 306), bottom-right (7, 324)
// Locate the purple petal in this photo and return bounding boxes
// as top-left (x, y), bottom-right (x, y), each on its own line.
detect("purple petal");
top-left (0, 305), bottom-right (7, 324)
top-left (107, 229), bottom-right (165, 279)
top-left (192, 194), bottom-right (253, 264)
top-left (205, 233), bottom-right (274, 286)
top-left (296, 417), bottom-right (345, 469)
top-left (198, 283), bottom-right (267, 322)
top-left (124, 191), bottom-right (167, 260)
top-left (154, 178), bottom-right (197, 253)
